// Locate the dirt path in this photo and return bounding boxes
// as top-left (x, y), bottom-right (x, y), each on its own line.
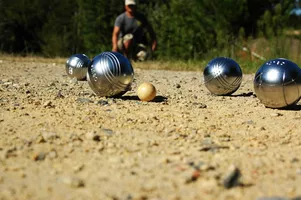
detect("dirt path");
top-left (1, 60), bottom-right (301, 200)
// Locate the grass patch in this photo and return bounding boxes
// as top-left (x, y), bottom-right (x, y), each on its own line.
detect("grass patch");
top-left (132, 59), bottom-right (207, 72)
top-left (0, 53), bottom-right (270, 74)
top-left (0, 53), bottom-right (66, 64)
top-left (1, 35), bottom-right (301, 75)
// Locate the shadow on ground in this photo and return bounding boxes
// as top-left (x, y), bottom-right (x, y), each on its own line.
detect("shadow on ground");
top-left (231, 92), bottom-right (254, 97)
top-left (120, 95), bottom-right (168, 103)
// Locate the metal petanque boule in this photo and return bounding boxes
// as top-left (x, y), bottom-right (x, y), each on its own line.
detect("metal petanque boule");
top-left (66, 54), bottom-right (91, 81)
top-left (254, 58), bottom-right (301, 109)
top-left (203, 57), bottom-right (243, 95)
top-left (87, 51), bottom-right (134, 97)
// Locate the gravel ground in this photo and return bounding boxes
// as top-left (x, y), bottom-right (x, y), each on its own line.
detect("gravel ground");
top-left (1, 59), bottom-right (301, 200)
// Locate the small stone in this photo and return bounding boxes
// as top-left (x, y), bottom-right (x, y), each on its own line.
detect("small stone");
top-left (48, 150), bottom-right (58, 159)
top-left (192, 102), bottom-right (207, 108)
top-left (85, 132), bottom-right (101, 141)
top-left (2, 147), bottom-right (17, 159)
top-left (13, 84), bottom-right (20, 88)
top-left (185, 170), bottom-right (201, 183)
top-left (246, 120), bottom-right (254, 124)
top-left (76, 98), bottom-right (92, 104)
top-left (199, 144), bottom-right (229, 152)
top-left (33, 152), bottom-right (46, 161)
top-left (3, 82), bottom-right (12, 85)
top-left (35, 135), bottom-right (46, 143)
top-left (270, 113), bottom-right (283, 117)
top-left (107, 142), bottom-right (115, 148)
top-left (101, 128), bottom-right (114, 136)
top-left (69, 77), bottom-right (78, 84)
top-left (291, 158), bottom-right (299, 163)
top-left (94, 142), bottom-right (103, 151)
top-left (198, 103), bottom-right (207, 108)
top-left (43, 101), bottom-right (53, 108)
top-left (42, 132), bottom-right (59, 141)
top-left (60, 176), bottom-right (85, 188)
top-left (141, 182), bottom-right (157, 192)
top-left (222, 165), bottom-right (241, 189)
top-left (56, 90), bottom-right (64, 99)
top-left (95, 100), bottom-right (109, 106)
top-left (20, 172), bottom-right (26, 178)
top-left (73, 164), bottom-right (85, 173)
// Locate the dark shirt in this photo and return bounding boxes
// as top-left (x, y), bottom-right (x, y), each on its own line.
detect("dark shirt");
top-left (114, 12), bottom-right (150, 43)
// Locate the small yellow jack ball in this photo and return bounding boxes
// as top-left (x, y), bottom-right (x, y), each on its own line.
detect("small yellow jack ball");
top-left (137, 82), bottom-right (156, 102)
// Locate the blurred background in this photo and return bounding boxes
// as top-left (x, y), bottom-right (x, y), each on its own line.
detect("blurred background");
top-left (0, 0), bottom-right (300, 69)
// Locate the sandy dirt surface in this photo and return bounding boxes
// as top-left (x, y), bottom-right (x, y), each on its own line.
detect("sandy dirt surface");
top-left (1, 59), bottom-right (301, 200)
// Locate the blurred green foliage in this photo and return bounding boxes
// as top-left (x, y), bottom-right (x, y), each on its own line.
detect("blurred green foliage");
top-left (0, 0), bottom-right (300, 65)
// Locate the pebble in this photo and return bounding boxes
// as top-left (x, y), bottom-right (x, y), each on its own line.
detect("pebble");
top-left (3, 82), bottom-right (12, 85)
top-left (13, 84), bottom-right (20, 88)
top-left (60, 176), bottom-right (85, 188)
top-left (95, 100), bottom-right (109, 105)
top-left (85, 131), bottom-right (101, 141)
top-left (101, 128), bottom-right (114, 136)
top-left (76, 98), bottom-right (92, 103)
top-left (175, 83), bottom-right (181, 88)
top-left (192, 102), bottom-right (207, 108)
top-left (69, 77), bottom-right (78, 84)
top-left (42, 132), bottom-right (59, 141)
top-left (222, 165), bottom-right (241, 189)
top-left (199, 144), bottom-right (229, 152)
top-left (48, 150), bottom-right (58, 159)
top-left (43, 100), bottom-right (53, 108)
top-left (73, 164), bottom-right (85, 173)
top-left (32, 152), bottom-right (46, 161)
top-left (2, 147), bottom-right (17, 159)
top-left (141, 182), bottom-right (157, 192)
top-left (56, 90), bottom-right (64, 98)
top-left (97, 144), bottom-right (105, 152)
top-left (270, 113), bottom-right (283, 117)
top-left (185, 170), bottom-right (201, 183)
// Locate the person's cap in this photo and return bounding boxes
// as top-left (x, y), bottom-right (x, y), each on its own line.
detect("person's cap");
top-left (125, 0), bottom-right (136, 6)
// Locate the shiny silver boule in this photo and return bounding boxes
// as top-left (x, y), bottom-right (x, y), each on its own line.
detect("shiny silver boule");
top-left (203, 57), bottom-right (243, 95)
top-left (87, 52), bottom-right (134, 97)
top-left (66, 54), bottom-right (90, 80)
top-left (254, 58), bottom-right (301, 108)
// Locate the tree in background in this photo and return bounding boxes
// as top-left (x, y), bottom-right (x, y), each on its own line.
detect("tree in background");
top-left (40, 0), bottom-right (79, 57)
top-left (77, 0), bottom-right (123, 58)
top-left (145, 0), bottom-right (248, 60)
top-left (0, 0), bottom-right (47, 54)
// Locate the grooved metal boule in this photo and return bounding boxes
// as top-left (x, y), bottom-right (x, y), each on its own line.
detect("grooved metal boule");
top-left (203, 57), bottom-right (243, 95)
top-left (66, 54), bottom-right (91, 80)
top-left (87, 52), bottom-right (134, 97)
top-left (254, 58), bottom-right (301, 108)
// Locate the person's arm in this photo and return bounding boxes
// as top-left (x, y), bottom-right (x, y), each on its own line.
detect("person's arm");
top-left (145, 20), bottom-right (157, 51)
top-left (112, 26), bottom-right (120, 52)
top-left (151, 37), bottom-right (157, 52)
